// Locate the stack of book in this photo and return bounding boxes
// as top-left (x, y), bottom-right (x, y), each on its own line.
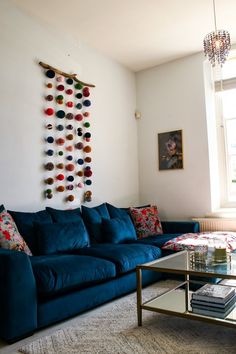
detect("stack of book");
top-left (191, 284), bottom-right (236, 319)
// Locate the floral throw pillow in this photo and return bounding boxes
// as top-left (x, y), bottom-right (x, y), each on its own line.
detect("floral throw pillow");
top-left (0, 209), bottom-right (32, 255)
top-left (129, 206), bottom-right (163, 239)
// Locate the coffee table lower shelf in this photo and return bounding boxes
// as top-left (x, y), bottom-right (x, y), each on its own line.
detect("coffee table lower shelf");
top-left (139, 285), bottom-right (236, 329)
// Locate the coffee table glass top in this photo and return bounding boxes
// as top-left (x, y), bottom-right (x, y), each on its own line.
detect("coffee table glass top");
top-left (142, 250), bottom-right (236, 278)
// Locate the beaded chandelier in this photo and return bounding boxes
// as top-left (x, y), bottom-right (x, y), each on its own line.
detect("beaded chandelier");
top-left (203, 0), bottom-right (231, 67)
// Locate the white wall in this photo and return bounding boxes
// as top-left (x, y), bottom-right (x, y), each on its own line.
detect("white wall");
top-left (136, 53), bottom-right (212, 220)
top-left (0, 0), bottom-right (139, 211)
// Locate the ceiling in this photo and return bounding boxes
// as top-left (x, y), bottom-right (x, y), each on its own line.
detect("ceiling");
top-left (12, 0), bottom-right (236, 72)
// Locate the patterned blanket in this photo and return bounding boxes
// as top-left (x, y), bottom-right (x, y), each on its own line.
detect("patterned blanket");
top-left (162, 231), bottom-right (236, 252)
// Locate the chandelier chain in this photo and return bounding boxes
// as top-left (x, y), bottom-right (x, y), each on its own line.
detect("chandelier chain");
top-left (213, 0), bottom-right (217, 32)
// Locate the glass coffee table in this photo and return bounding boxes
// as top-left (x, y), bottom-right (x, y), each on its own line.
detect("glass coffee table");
top-left (136, 250), bottom-right (236, 328)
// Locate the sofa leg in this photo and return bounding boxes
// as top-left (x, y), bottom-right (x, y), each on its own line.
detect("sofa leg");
top-left (5, 331), bottom-right (35, 344)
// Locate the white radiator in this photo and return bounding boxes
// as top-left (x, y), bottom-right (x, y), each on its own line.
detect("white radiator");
top-left (192, 218), bottom-right (236, 232)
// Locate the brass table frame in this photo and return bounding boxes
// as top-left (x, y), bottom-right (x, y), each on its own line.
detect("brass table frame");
top-left (136, 251), bottom-right (236, 329)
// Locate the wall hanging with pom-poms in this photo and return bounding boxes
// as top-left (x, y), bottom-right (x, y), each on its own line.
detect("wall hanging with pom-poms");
top-left (40, 61), bottom-right (94, 203)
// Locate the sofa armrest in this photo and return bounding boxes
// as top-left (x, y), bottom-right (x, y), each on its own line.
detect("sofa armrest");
top-left (0, 249), bottom-right (37, 342)
top-left (161, 221), bottom-right (200, 234)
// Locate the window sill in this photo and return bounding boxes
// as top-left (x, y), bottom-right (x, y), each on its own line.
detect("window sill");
top-left (206, 208), bottom-right (236, 219)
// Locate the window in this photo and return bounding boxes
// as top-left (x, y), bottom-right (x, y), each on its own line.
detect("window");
top-left (221, 91), bottom-right (236, 201)
top-left (213, 55), bottom-right (236, 207)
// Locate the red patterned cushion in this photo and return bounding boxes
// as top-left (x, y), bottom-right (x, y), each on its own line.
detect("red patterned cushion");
top-left (162, 232), bottom-right (236, 252)
top-left (0, 209), bottom-right (32, 255)
top-left (129, 206), bottom-right (163, 239)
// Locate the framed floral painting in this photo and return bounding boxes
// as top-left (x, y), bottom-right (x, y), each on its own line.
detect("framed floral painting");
top-left (158, 130), bottom-right (183, 170)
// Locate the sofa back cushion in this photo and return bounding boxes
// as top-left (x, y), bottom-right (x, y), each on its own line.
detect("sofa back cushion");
top-left (0, 209), bottom-right (32, 255)
top-left (102, 215), bottom-right (137, 244)
top-left (81, 203), bottom-right (110, 243)
top-left (106, 203), bottom-right (150, 220)
top-left (46, 207), bottom-right (81, 223)
top-left (8, 209), bottom-right (52, 254)
top-left (106, 203), bottom-right (129, 219)
top-left (34, 220), bottom-right (90, 255)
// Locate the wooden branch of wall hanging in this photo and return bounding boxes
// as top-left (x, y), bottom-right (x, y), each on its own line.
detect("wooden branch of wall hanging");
top-left (39, 61), bottom-right (95, 87)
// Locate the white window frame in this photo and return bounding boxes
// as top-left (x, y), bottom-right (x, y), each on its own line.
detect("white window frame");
top-left (214, 70), bottom-right (236, 208)
top-left (214, 94), bottom-right (228, 206)
top-left (204, 53), bottom-right (236, 216)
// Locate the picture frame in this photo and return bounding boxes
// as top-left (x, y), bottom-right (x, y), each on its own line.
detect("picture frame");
top-left (158, 129), bottom-right (183, 170)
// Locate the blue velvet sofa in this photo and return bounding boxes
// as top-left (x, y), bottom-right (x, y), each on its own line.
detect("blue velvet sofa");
top-left (0, 203), bottom-right (199, 343)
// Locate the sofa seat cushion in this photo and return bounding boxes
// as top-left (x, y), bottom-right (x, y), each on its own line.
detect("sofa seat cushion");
top-left (126, 234), bottom-right (182, 248)
top-left (30, 255), bottom-right (116, 296)
top-left (76, 243), bottom-right (162, 274)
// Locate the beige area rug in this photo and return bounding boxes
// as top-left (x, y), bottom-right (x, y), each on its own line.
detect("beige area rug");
top-left (19, 282), bottom-right (236, 354)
